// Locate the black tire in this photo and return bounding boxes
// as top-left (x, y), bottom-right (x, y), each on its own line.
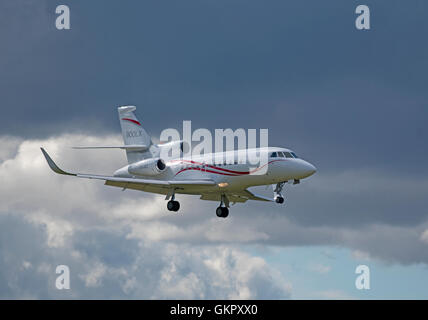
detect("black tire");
top-left (275, 197), bottom-right (284, 204)
top-left (216, 207), bottom-right (229, 218)
top-left (222, 207), bottom-right (229, 218)
top-left (167, 201), bottom-right (175, 211)
top-left (172, 201), bottom-right (180, 212)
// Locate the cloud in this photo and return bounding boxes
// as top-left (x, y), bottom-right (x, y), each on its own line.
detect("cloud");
top-left (0, 214), bottom-right (292, 299)
top-left (0, 134), bottom-right (292, 298)
top-left (1, 133), bottom-right (428, 298)
top-left (0, 136), bottom-right (23, 162)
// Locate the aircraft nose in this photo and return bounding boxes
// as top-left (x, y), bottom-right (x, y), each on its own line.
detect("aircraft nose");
top-left (300, 161), bottom-right (316, 178)
top-left (306, 162), bottom-right (317, 176)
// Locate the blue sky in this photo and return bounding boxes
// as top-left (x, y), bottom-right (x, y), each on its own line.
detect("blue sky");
top-left (252, 246), bottom-right (428, 299)
top-left (0, 0), bottom-right (428, 299)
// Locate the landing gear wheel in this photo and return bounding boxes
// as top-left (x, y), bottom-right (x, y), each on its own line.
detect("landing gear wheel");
top-left (275, 196), bottom-right (284, 204)
top-left (167, 200), bottom-right (180, 212)
top-left (222, 207), bottom-right (229, 218)
top-left (173, 201), bottom-right (180, 211)
top-left (216, 206), bottom-right (229, 218)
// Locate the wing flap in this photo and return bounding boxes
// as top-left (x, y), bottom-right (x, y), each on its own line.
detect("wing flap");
top-left (241, 189), bottom-right (273, 202)
top-left (200, 193), bottom-right (248, 203)
top-left (199, 189), bottom-right (273, 203)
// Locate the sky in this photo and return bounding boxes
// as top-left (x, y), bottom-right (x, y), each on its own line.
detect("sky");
top-left (0, 0), bottom-right (428, 299)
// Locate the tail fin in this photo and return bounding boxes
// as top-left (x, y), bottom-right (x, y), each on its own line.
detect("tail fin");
top-left (118, 106), bottom-right (152, 163)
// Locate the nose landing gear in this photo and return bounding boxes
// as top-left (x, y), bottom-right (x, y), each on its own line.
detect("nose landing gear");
top-left (275, 196), bottom-right (284, 204)
top-left (274, 182), bottom-right (286, 204)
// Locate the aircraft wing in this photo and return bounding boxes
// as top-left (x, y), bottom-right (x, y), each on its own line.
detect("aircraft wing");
top-left (40, 148), bottom-right (216, 189)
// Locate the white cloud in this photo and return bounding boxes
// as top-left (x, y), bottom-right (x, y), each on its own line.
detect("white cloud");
top-left (1, 133), bottom-right (428, 298)
top-left (0, 134), bottom-right (292, 298)
top-left (0, 136), bottom-right (23, 162)
top-left (80, 262), bottom-right (107, 288)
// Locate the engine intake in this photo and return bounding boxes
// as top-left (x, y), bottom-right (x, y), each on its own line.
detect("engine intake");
top-left (128, 158), bottom-right (167, 176)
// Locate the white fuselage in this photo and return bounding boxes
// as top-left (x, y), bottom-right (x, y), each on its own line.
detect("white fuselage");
top-left (114, 147), bottom-right (316, 194)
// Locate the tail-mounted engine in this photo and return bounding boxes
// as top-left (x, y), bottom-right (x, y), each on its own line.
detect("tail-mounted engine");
top-left (128, 158), bottom-right (167, 176)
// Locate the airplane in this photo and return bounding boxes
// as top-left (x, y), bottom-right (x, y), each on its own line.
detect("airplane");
top-left (41, 106), bottom-right (316, 218)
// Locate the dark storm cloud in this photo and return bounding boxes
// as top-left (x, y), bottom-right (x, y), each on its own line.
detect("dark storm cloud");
top-left (1, 0), bottom-right (428, 173)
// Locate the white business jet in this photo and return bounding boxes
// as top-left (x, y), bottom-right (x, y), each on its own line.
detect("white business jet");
top-left (41, 106), bottom-right (316, 218)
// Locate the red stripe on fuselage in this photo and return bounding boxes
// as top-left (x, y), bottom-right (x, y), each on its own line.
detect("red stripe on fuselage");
top-left (172, 159), bottom-right (287, 177)
top-left (175, 167), bottom-right (239, 176)
top-left (171, 159), bottom-right (250, 174)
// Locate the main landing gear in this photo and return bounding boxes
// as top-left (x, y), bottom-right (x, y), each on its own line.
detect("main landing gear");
top-left (166, 190), bottom-right (180, 212)
top-left (216, 206), bottom-right (229, 218)
top-left (274, 182), bottom-right (286, 204)
top-left (167, 200), bottom-right (180, 212)
top-left (216, 194), bottom-right (229, 218)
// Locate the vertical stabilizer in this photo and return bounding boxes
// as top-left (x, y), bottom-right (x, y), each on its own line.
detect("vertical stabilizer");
top-left (118, 106), bottom-right (152, 163)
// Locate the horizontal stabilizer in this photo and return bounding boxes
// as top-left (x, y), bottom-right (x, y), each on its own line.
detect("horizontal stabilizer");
top-left (72, 145), bottom-right (149, 151)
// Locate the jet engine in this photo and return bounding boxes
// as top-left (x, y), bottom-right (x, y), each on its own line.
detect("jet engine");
top-left (128, 158), bottom-right (167, 176)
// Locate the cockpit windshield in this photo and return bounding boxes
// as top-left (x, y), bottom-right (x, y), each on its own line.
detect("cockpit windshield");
top-left (269, 151), bottom-right (298, 158)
